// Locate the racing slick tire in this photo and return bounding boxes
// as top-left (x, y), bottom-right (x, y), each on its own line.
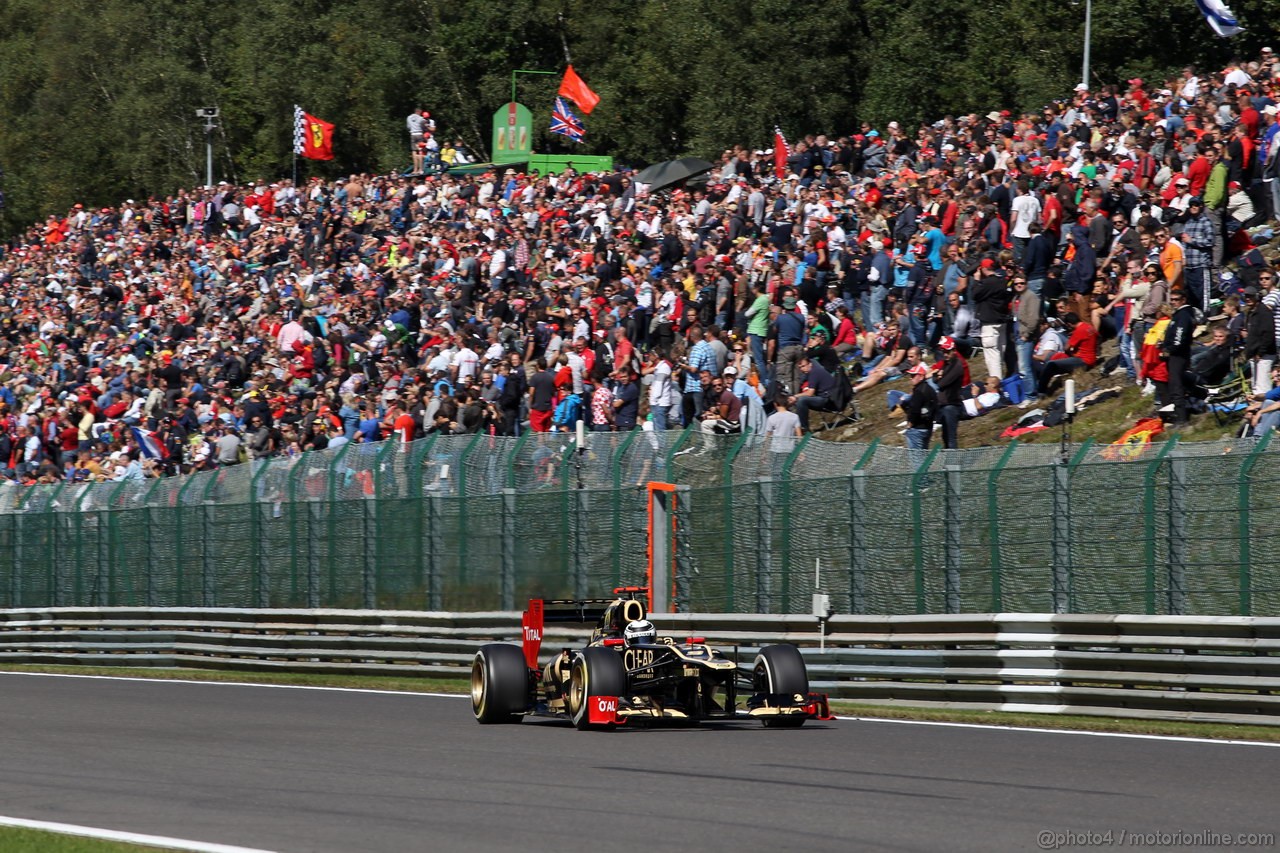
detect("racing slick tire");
top-left (568, 646), bottom-right (627, 730)
top-left (753, 644), bottom-right (809, 728)
top-left (472, 644), bottom-right (529, 724)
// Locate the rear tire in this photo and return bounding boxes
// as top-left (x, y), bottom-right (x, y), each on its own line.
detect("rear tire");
top-left (754, 644), bottom-right (809, 728)
top-left (472, 644), bottom-right (529, 724)
top-left (568, 647), bottom-right (627, 730)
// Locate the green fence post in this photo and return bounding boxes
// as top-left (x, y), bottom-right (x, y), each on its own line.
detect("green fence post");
top-left (1237, 432), bottom-right (1272, 616)
top-left (107, 479), bottom-right (133, 605)
top-left (141, 477), bottom-right (167, 606)
top-left (176, 473), bottom-right (204, 605)
top-left (43, 482), bottom-right (67, 607)
top-left (910, 446), bottom-right (942, 613)
top-left (406, 435), bottom-right (438, 607)
top-left (408, 435), bottom-right (437, 496)
top-left (778, 434), bottom-right (812, 613)
top-left (72, 486), bottom-right (97, 606)
top-left (322, 441), bottom-right (354, 608)
top-left (664, 423), bottom-right (698, 474)
top-left (1051, 439), bottom-right (1096, 613)
top-left (456, 432), bottom-right (485, 590)
top-left (854, 439), bottom-right (880, 471)
top-left (558, 441), bottom-right (580, 594)
top-left (200, 471), bottom-right (221, 606)
top-left (720, 430), bottom-right (752, 610)
top-left (504, 431), bottom-right (532, 488)
top-left (987, 441), bottom-right (1019, 611)
top-left (608, 430), bottom-right (642, 587)
top-left (1142, 437), bottom-right (1179, 615)
top-left (250, 460), bottom-right (273, 607)
top-left (369, 439), bottom-right (400, 608)
top-left (286, 455), bottom-right (304, 605)
top-left (847, 438), bottom-right (879, 614)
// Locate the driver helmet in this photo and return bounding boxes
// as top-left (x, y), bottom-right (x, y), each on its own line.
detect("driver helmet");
top-left (623, 619), bottom-right (656, 647)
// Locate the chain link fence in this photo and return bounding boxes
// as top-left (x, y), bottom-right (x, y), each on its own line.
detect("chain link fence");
top-left (0, 428), bottom-right (1276, 614)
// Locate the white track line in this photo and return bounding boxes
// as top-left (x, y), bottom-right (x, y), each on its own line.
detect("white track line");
top-left (832, 714), bottom-right (1280, 748)
top-left (4, 671), bottom-right (1277, 748)
top-left (0, 815), bottom-right (275, 853)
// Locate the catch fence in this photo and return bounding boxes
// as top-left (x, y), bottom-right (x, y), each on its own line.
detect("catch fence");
top-left (1, 429), bottom-right (1277, 615)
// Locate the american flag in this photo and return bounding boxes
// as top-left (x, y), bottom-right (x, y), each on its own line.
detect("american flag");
top-left (550, 97), bottom-right (585, 143)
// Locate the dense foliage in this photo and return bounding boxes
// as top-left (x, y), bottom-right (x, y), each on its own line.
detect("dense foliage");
top-left (0, 0), bottom-right (1271, 229)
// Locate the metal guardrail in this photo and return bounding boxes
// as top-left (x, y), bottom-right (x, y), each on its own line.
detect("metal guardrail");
top-left (3, 609), bottom-right (1278, 726)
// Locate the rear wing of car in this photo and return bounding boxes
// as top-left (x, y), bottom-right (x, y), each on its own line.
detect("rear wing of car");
top-left (521, 587), bottom-right (649, 670)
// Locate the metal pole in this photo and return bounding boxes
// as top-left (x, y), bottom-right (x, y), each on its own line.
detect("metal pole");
top-left (1082, 0), bottom-right (1092, 88)
top-left (1167, 455), bottom-right (1188, 616)
top-left (943, 464), bottom-right (962, 614)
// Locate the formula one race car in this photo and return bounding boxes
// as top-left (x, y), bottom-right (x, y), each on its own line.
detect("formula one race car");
top-left (471, 587), bottom-right (832, 729)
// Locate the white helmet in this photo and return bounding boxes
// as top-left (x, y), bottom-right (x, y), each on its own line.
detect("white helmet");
top-left (623, 619), bottom-right (656, 647)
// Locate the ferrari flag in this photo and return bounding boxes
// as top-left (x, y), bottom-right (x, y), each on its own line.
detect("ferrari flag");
top-left (294, 106), bottom-right (335, 161)
top-left (558, 65), bottom-right (600, 115)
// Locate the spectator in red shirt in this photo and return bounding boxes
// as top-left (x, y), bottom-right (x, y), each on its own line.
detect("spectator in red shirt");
top-left (1186, 142), bottom-right (1213, 197)
top-left (1035, 312), bottom-right (1098, 396)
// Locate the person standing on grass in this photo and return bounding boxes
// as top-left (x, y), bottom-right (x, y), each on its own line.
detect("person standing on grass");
top-left (934, 336), bottom-right (966, 450)
top-left (901, 363), bottom-right (937, 451)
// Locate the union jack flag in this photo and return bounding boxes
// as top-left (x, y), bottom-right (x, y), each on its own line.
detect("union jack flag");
top-left (550, 97), bottom-right (585, 143)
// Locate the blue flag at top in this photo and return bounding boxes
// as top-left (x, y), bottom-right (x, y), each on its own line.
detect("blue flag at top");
top-left (1195, 0), bottom-right (1243, 36)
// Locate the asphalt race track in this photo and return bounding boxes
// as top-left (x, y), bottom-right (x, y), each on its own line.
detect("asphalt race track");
top-left (0, 673), bottom-right (1275, 853)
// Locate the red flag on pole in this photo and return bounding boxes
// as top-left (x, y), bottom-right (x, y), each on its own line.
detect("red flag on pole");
top-left (294, 106), bottom-right (335, 161)
top-left (773, 127), bottom-right (790, 180)
top-left (558, 65), bottom-right (600, 115)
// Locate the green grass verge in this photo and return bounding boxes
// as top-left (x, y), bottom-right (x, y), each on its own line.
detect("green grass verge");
top-left (0, 663), bottom-right (463, 694)
top-left (825, 700), bottom-right (1280, 742)
top-left (0, 826), bottom-right (179, 852)
top-left (5, 663), bottom-right (1278, 743)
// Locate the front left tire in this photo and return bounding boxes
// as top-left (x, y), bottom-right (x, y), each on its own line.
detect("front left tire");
top-left (472, 644), bottom-right (529, 724)
top-left (567, 647), bottom-right (627, 730)
top-left (753, 644), bottom-right (809, 728)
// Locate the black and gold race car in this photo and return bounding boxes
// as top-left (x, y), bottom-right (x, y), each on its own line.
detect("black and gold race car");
top-left (471, 587), bottom-right (831, 729)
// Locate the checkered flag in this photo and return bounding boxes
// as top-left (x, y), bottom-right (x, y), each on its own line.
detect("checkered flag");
top-left (293, 105), bottom-right (305, 156)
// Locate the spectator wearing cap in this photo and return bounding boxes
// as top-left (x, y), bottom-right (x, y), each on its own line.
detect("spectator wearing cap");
top-left (933, 336), bottom-right (966, 449)
top-left (698, 373), bottom-right (743, 435)
top-left (1226, 181), bottom-right (1257, 230)
top-left (1036, 311), bottom-right (1100, 398)
top-left (901, 363), bottom-right (937, 451)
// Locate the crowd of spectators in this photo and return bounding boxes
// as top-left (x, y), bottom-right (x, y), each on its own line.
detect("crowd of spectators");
top-left (6, 51), bottom-right (1280, 483)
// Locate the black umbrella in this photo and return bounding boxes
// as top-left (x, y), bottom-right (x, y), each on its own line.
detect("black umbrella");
top-left (633, 157), bottom-right (716, 192)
